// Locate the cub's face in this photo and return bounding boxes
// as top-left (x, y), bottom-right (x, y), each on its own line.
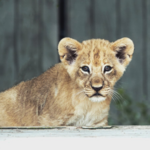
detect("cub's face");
top-left (58, 38), bottom-right (134, 102)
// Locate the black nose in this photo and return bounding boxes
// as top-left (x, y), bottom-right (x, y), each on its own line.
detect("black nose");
top-left (92, 86), bottom-right (103, 92)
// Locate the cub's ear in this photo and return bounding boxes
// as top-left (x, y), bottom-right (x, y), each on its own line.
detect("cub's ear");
top-left (111, 37), bottom-right (134, 67)
top-left (58, 37), bottom-right (82, 65)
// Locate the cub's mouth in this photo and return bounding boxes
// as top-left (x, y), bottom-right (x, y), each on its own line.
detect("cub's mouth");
top-left (92, 93), bottom-right (104, 97)
top-left (89, 93), bottom-right (106, 102)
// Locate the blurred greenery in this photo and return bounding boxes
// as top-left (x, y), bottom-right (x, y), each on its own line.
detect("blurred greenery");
top-left (109, 88), bottom-right (150, 125)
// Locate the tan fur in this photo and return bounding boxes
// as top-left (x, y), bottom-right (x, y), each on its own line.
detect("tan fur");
top-left (0, 37), bottom-right (134, 126)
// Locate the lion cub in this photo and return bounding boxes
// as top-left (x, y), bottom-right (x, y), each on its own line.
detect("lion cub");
top-left (0, 37), bottom-right (134, 126)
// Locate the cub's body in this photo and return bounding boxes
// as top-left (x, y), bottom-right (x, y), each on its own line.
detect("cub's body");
top-left (0, 38), bottom-right (134, 126)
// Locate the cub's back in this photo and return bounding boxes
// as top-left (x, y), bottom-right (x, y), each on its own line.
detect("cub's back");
top-left (0, 63), bottom-right (68, 126)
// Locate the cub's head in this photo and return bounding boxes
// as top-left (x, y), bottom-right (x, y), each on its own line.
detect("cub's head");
top-left (58, 37), bottom-right (134, 102)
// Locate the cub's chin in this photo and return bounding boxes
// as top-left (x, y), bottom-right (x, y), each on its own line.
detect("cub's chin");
top-left (89, 96), bottom-right (106, 102)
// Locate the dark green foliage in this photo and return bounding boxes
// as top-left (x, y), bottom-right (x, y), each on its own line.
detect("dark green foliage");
top-left (109, 88), bottom-right (150, 125)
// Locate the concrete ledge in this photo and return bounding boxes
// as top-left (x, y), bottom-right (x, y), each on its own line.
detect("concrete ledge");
top-left (0, 126), bottom-right (150, 138)
top-left (0, 126), bottom-right (150, 150)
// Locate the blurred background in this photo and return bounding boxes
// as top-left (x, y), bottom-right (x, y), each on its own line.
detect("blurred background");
top-left (0, 0), bottom-right (150, 125)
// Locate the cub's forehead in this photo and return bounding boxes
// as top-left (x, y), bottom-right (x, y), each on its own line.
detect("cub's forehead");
top-left (80, 39), bottom-right (114, 66)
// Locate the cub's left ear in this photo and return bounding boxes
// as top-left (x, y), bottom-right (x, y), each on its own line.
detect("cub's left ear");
top-left (58, 37), bottom-right (82, 65)
top-left (111, 38), bottom-right (134, 67)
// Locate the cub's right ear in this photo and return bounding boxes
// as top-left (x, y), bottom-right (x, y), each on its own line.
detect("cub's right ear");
top-left (58, 38), bottom-right (82, 65)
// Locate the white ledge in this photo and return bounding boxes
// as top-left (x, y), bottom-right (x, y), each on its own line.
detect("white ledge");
top-left (0, 126), bottom-right (150, 150)
top-left (0, 126), bottom-right (150, 138)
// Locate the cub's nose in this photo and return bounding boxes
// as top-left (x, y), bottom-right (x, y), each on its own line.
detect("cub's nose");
top-left (92, 86), bottom-right (103, 92)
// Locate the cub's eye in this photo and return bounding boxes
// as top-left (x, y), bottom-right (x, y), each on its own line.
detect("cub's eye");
top-left (81, 66), bottom-right (90, 73)
top-left (104, 66), bottom-right (112, 73)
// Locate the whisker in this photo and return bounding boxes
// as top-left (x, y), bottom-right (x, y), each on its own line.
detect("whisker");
top-left (84, 89), bottom-right (92, 91)
top-left (75, 90), bottom-right (84, 96)
top-left (108, 89), bottom-right (123, 103)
